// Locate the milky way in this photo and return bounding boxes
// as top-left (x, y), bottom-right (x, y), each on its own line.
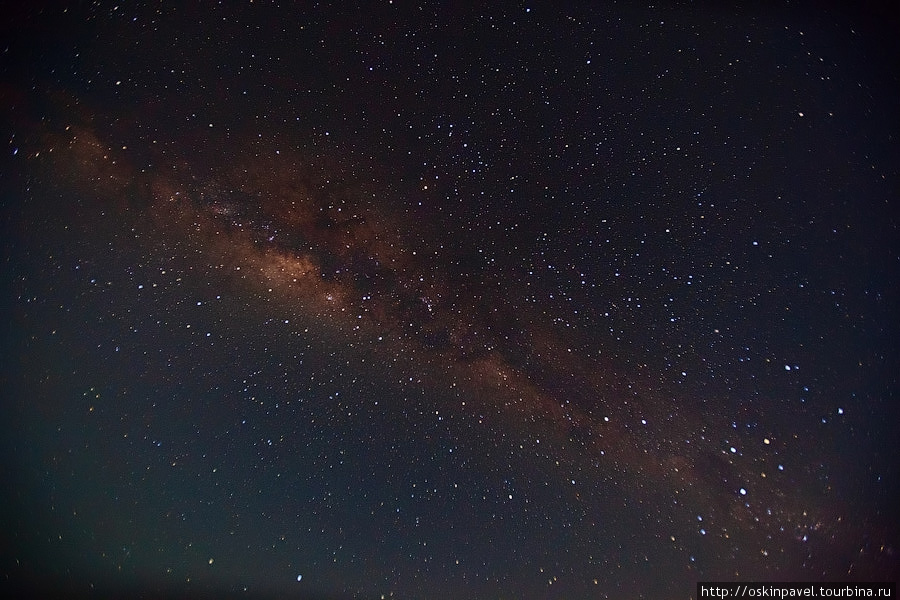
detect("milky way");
top-left (35, 111), bottom-right (890, 576)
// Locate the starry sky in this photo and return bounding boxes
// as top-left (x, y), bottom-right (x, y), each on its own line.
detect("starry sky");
top-left (2, 2), bottom-right (899, 599)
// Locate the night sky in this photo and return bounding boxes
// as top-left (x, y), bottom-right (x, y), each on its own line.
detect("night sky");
top-left (2, 2), bottom-right (899, 599)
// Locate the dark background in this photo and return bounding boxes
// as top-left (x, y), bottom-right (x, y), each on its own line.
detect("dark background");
top-left (2, 2), bottom-right (898, 598)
